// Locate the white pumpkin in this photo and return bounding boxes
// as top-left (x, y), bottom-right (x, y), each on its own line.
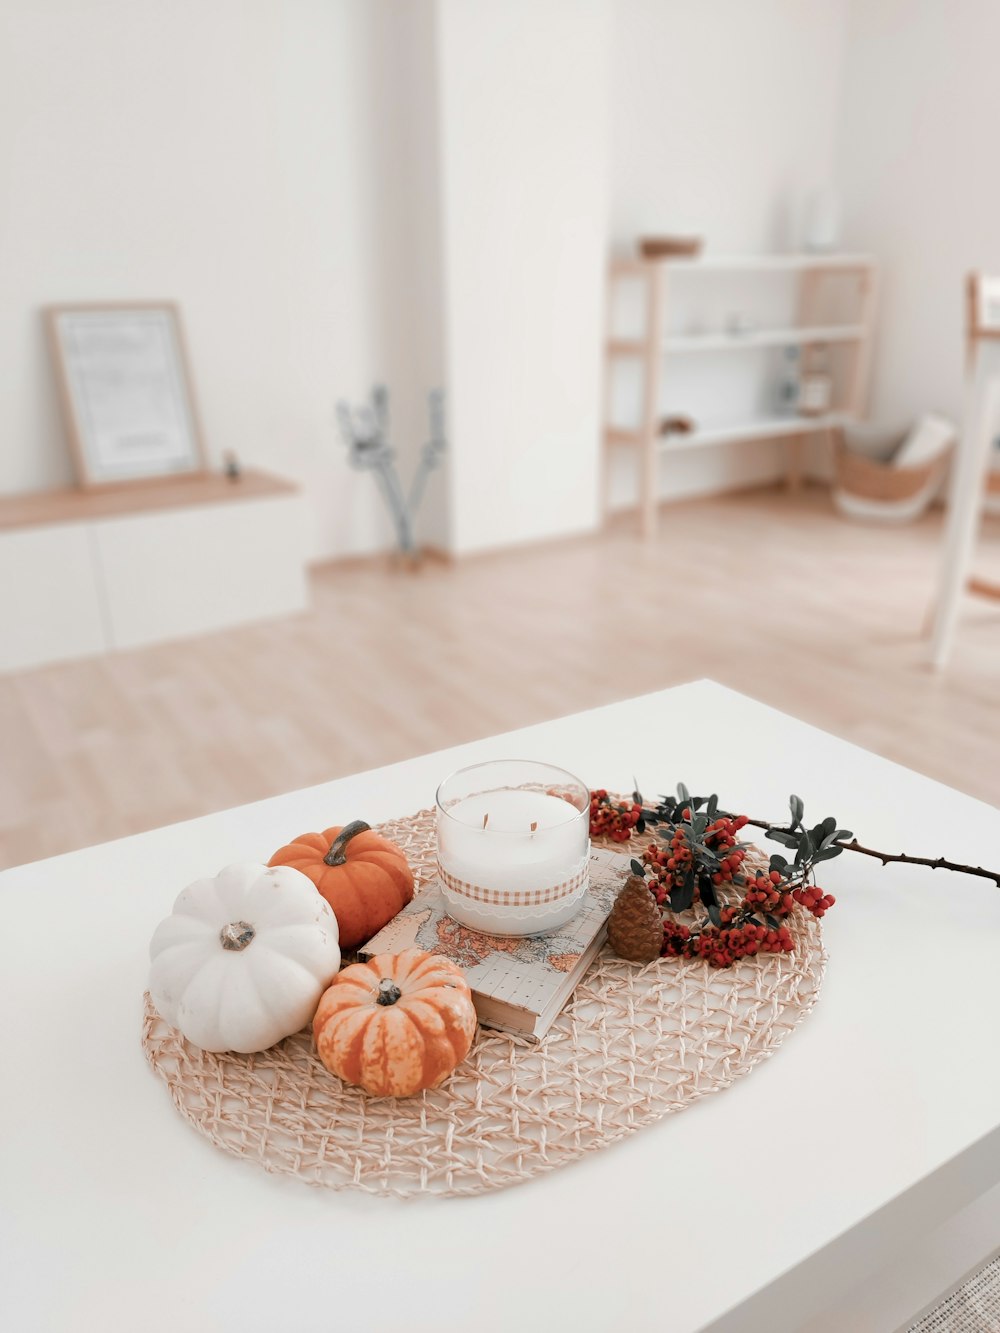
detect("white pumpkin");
top-left (149, 862), bottom-right (341, 1053)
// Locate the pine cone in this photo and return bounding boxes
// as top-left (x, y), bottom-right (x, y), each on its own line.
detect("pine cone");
top-left (608, 875), bottom-right (663, 963)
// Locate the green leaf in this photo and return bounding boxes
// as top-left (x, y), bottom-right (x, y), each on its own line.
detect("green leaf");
top-left (812, 846), bottom-right (843, 863)
top-left (676, 782), bottom-right (690, 803)
top-left (765, 913), bottom-right (781, 931)
top-left (698, 876), bottom-right (719, 910)
top-left (767, 829), bottom-right (799, 848)
top-left (671, 867), bottom-right (696, 914)
top-left (769, 853), bottom-right (788, 872)
top-left (630, 858), bottom-right (646, 877)
top-left (707, 904), bottom-right (722, 928)
top-left (707, 793), bottom-right (719, 819)
top-left (795, 831), bottom-right (814, 865)
top-left (789, 794), bottom-right (805, 827)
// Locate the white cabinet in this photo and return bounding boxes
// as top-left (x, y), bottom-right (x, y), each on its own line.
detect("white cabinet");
top-left (94, 494), bottom-right (307, 651)
top-left (0, 524), bottom-right (107, 671)
top-left (0, 472), bottom-right (308, 671)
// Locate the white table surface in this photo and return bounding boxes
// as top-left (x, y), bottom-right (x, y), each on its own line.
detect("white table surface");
top-left (3, 680), bottom-right (1000, 1333)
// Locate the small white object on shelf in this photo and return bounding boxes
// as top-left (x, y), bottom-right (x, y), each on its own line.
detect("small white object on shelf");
top-left (801, 187), bottom-right (842, 253)
top-left (799, 343), bottom-right (834, 416)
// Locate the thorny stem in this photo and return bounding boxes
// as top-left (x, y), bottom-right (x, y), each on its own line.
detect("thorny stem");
top-left (740, 817), bottom-right (1000, 888)
top-left (601, 792), bottom-right (1000, 891)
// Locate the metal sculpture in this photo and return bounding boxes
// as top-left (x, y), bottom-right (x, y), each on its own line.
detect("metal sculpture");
top-left (336, 386), bottom-right (446, 555)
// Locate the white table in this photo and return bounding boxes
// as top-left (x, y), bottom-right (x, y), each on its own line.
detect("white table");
top-left (3, 680), bottom-right (1000, 1333)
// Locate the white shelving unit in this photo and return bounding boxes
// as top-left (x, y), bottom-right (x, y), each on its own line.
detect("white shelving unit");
top-left (603, 252), bottom-right (879, 538)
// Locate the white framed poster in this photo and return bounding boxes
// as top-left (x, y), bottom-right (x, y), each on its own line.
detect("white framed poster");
top-left (45, 303), bottom-right (207, 489)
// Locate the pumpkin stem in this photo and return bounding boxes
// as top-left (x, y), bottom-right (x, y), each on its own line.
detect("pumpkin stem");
top-left (220, 920), bottom-right (256, 951)
top-left (376, 978), bottom-right (403, 1006)
top-left (324, 820), bottom-right (372, 866)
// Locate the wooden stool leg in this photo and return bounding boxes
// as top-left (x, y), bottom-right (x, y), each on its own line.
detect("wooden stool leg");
top-left (930, 365), bottom-right (998, 667)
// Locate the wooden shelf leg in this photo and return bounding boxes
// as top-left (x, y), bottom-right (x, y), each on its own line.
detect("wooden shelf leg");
top-left (639, 436), bottom-right (657, 539)
top-left (785, 433), bottom-right (805, 491)
top-left (639, 265), bottom-right (664, 541)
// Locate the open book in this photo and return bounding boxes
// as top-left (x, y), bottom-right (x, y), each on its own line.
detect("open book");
top-left (358, 844), bottom-right (629, 1041)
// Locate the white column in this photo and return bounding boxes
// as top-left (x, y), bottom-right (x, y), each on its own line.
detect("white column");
top-left (435, 0), bottom-right (611, 555)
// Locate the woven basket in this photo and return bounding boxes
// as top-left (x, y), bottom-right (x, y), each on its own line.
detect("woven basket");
top-left (834, 437), bottom-right (949, 503)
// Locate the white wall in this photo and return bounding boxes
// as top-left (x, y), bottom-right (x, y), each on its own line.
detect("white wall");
top-left (11, 1), bottom-right (972, 561)
top-left (837, 0), bottom-right (1000, 435)
top-left (0, 0), bottom-right (447, 561)
top-left (436, 0), bottom-right (610, 555)
top-left (608, 0), bottom-right (848, 507)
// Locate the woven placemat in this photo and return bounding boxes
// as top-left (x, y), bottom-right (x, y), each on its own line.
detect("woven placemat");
top-left (142, 809), bottom-right (826, 1198)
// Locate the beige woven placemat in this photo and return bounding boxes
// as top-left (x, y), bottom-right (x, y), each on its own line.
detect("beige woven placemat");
top-left (142, 809), bottom-right (826, 1198)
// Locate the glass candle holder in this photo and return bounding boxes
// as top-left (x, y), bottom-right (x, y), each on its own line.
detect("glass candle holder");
top-left (435, 760), bottom-right (590, 936)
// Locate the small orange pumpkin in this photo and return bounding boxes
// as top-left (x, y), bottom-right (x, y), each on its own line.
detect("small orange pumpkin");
top-left (313, 948), bottom-right (477, 1097)
top-left (268, 821), bottom-right (414, 950)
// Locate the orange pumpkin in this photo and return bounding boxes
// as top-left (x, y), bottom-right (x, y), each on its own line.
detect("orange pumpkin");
top-left (268, 821), bottom-right (414, 950)
top-left (313, 948), bottom-right (477, 1097)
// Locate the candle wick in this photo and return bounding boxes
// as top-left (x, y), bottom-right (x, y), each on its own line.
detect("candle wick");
top-left (530, 821), bottom-right (538, 833)
top-left (482, 813), bottom-right (489, 829)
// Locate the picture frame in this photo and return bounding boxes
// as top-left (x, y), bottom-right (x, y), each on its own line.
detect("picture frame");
top-left (45, 302), bottom-right (208, 490)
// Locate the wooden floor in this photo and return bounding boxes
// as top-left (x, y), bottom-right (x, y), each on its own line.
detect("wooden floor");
top-left (2, 485), bottom-right (998, 870)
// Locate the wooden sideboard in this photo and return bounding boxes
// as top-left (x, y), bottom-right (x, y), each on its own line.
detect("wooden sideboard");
top-left (0, 471), bottom-right (309, 672)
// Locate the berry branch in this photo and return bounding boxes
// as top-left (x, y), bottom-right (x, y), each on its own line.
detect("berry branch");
top-left (593, 781), bottom-right (1000, 972)
top-left (593, 786), bottom-right (836, 969)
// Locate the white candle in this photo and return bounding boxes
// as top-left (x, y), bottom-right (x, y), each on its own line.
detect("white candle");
top-left (435, 761), bottom-right (591, 934)
top-left (438, 789), bottom-right (586, 893)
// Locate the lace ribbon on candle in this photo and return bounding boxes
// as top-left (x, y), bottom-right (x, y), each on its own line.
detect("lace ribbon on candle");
top-left (436, 858), bottom-right (589, 906)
